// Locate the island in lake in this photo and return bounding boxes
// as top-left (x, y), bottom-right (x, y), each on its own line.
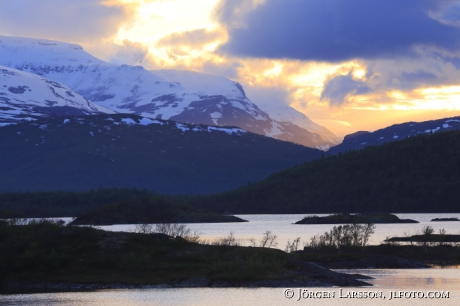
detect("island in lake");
top-left (295, 212), bottom-right (418, 224)
top-left (70, 197), bottom-right (247, 225)
top-left (431, 217), bottom-right (460, 222)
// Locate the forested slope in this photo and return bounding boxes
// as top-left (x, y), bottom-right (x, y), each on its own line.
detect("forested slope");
top-left (191, 130), bottom-right (460, 213)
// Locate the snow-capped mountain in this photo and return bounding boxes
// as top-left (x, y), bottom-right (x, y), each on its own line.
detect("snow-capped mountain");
top-left (0, 35), bottom-right (338, 149)
top-left (327, 116), bottom-right (460, 154)
top-left (255, 103), bottom-right (342, 147)
top-left (0, 65), bottom-right (113, 126)
top-left (152, 69), bottom-right (337, 148)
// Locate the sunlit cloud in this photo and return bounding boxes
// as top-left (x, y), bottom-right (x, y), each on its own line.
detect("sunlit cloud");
top-left (1, 0), bottom-right (460, 137)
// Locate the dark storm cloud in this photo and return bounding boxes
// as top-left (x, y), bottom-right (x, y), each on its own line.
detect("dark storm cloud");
top-left (215, 0), bottom-right (460, 62)
top-left (321, 74), bottom-right (369, 106)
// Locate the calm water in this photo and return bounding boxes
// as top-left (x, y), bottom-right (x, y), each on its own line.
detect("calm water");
top-left (97, 213), bottom-right (460, 249)
top-left (1, 214), bottom-right (459, 305)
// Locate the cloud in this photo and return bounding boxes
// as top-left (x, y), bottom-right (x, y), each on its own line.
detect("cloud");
top-left (202, 60), bottom-right (241, 79)
top-left (367, 52), bottom-right (460, 91)
top-left (321, 74), bottom-right (369, 106)
top-left (156, 28), bottom-right (225, 49)
top-left (109, 39), bottom-right (150, 66)
top-left (215, 0), bottom-right (460, 62)
top-left (244, 85), bottom-right (292, 107)
top-left (213, 0), bottom-right (265, 28)
top-left (0, 0), bottom-right (135, 43)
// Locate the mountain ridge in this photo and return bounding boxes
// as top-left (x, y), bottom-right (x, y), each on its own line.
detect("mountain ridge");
top-left (328, 116), bottom-right (460, 154)
top-left (0, 114), bottom-right (322, 194)
top-left (0, 35), bottom-right (337, 149)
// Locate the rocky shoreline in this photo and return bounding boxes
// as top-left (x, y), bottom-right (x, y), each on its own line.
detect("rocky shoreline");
top-left (1, 277), bottom-right (366, 293)
top-left (4, 256), bottom-right (438, 294)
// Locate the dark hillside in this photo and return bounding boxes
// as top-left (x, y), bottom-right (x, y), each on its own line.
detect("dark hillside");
top-left (191, 130), bottom-right (460, 213)
top-left (0, 114), bottom-right (322, 194)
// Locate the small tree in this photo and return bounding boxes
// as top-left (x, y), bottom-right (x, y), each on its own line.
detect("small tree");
top-left (285, 237), bottom-right (301, 253)
top-left (260, 230), bottom-right (278, 248)
top-left (134, 223), bottom-right (154, 234)
top-left (417, 225), bottom-right (435, 247)
top-left (438, 228), bottom-right (447, 246)
top-left (212, 231), bottom-right (240, 246)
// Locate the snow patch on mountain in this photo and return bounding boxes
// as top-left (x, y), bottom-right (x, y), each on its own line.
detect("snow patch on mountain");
top-left (121, 118), bottom-right (137, 126)
top-left (207, 126), bottom-right (246, 135)
top-left (154, 69), bottom-right (246, 99)
top-left (139, 117), bottom-right (163, 125)
top-left (0, 65), bottom-right (113, 125)
top-left (0, 36), bottom-right (105, 69)
top-left (175, 123), bottom-right (189, 132)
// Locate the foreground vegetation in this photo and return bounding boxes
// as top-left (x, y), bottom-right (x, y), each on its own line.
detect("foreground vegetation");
top-left (0, 220), bottom-right (367, 292)
top-left (2, 219), bottom-right (460, 293)
top-left (299, 224), bottom-right (460, 267)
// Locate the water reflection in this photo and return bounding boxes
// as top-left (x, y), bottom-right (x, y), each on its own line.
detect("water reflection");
top-left (1, 270), bottom-right (459, 305)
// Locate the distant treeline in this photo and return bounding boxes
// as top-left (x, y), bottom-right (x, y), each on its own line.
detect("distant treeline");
top-left (189, 130), bottom-right (460, 213)
top-left (0, 188), bottom-right (155, 217)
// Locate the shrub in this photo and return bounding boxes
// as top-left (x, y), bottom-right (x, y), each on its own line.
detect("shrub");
top-left (285, 237), bottom-right (301, 253)
top-left (212, 231), bottom-right (240, 246)
top-left (259, 230), bottom-right (278, 248)
top-left (309, 223), bottom-right (375, 249)
top-left (134, 223), bottom-right (201, 243)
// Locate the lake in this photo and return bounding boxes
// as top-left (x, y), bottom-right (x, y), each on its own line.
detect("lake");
top-left (98, 213), bottom-right (460, 250)
top-left (1, 213), bottom-right (459, 305)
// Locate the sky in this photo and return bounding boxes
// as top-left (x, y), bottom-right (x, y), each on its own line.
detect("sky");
top-left (1, 0), bottom-right (460, 136)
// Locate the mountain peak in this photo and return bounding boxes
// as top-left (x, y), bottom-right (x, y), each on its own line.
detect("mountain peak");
top-left (0, 35), bottom-right (106, 70)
